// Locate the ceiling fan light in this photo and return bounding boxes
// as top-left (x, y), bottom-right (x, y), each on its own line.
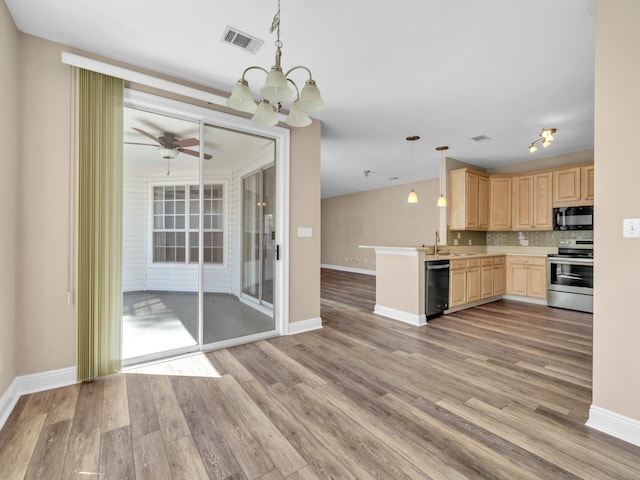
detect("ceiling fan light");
top-left (529, 143), bottom-right (538, 153)
top-left (285, 102), bottom-right (312, 127)
top-left (260, 67), bottom-right (293, 103)
top-left (408, 189), bottom-right (418, 204)
top-left (297, 80), bottom-right (325, 112)
top-left (542, 138), bottom-right (552, 148)
top-left (227, 79), bottom-right (257, 113)
top-left (158, 147), bottom-right (178, 159)
top-left (252, 99), bottom-right (278, 126)
top-left (437, 194), bottom-right (447, 207)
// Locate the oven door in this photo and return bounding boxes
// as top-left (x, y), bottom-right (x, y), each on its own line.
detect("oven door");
top-left (547, 257), bottom-right (593, 294)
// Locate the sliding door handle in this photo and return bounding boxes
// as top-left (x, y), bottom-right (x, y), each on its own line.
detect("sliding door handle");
top-left (275, 244), bottom-right (280, 261)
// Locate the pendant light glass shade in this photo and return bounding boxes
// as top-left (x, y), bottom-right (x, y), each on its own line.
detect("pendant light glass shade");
top-left (408, 189), bottom-right (418, 203)
top-left (297, 80), bottom-right (326, 112)
top-left (437, 194), bottom-right (447, 207)
top-left (252, 100), bottom-right (278, 126)
top-left (260, 68), bottom-right (294, 103)
top-left (227, 80), bottom-right (257, 113)
top-left (285, 102), bottom-right (312, 127)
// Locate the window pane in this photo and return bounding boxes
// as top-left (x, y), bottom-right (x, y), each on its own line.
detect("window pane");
top-left (204, 248), bottom-right (213, 263)
top-left (177, 232), bottom-right (185, 247)
top-left (176, 248), bottom-right (185, 262)
top-left (166, 248), bottom-right (175, 262)
top-left (165, 216), bottom-right (174, 229)
top-left (154, 200), bottom-right (163, 214)
top-left (212, 231), bottom-right (223, 247)
top-left (166, 232), bottom-right (175, 247)
top-left (176, 186), bottom-right (185, 200)
top-left (154, 247), bottom-right (165, 262)
top-left (210, 185), bottom-right (223, 198)
top-left (189, 232), bottom-right (199, 247)
top-left (190, 200), bottom-right (199, 214)
top-left (203, 232), bottom-right (213, 245)
top-left (165, 187), bottom-right (175, 201)
top-left (175, 216), bottom-right (185, 229)
top-left (212, 247), bottom-right (222, 263)
top-left (211, 215), bottom-right (222, 230)
top-left (165, 201), bottom-right (174, 214)
top-left (190, 248), bottom-right (199, 263)
top-left (190, 214), bottom-right (199, 229)
top-left (154, 215), bottom-right (163, 229)
top-left (212, 199), bottom-right (223, 214)
top-left (204, 199), bottom-right (213, 213)
top-left (176, 200), bottom-right (185, 214)
top-left (203, 216), bottom-right (212, 230)
top-left (154, 232), bottom-right (165, 247)
top-left (154, 187), bottom-right (163, 200)
top-left (190, 185), bottom-right (199, 199)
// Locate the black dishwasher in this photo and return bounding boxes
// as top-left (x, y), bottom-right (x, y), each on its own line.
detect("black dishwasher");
top-left (425, 260), bottom-right (450, 319)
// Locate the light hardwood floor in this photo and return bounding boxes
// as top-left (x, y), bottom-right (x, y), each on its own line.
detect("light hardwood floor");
top-left (1, 268), bottom-right (639, 479)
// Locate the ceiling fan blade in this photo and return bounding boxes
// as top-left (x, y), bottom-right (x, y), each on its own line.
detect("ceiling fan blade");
top-left (132, 127), bottom-right (162, 145)
top-left (175, 137), bottom-right (200, 148)
top-left (180, 148), bottom-right (213, 160)
top-left (124, 142), bottom-right (160, 146)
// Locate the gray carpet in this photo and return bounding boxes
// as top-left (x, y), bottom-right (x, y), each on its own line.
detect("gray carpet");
top-left (122, 291), bottom-right (274, 360)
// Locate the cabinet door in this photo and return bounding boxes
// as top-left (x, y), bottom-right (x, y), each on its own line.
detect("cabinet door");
top-left (466, 267), bottom-right (481, 303)
top-left (553, 167), bottom-right (581, 206)
top-left (581, 165), bottom-right (595, 203)
top-left (507, 263), bottom-right (527, 296)
top-left (478, 175), bottom-right (490, 230)
top-left (450, 268), bottom-right (467, 307)
top-left (489, 177), bottom-right (512, 230)
top-left (526, 265), bottom-right (547, 299)
top-left (481, 265), bottom-right (494, 299)
top-left (466, 172), bottom-right (479, 229)
top-left (493, 264), bottom-right (506, 295)
top-left (512, 175), bottom-right (533, 230)
top-left (533, 172), bottom-right (553, 230)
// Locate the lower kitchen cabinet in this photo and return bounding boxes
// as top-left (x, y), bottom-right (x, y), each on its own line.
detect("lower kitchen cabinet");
top-left (506, 255), bottom-right (547, 299)
top-left (449, 256), bottom-right (506, 309)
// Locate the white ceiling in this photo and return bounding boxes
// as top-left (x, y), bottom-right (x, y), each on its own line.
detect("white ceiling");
top-left (6, 0), bottom-right (595, 197)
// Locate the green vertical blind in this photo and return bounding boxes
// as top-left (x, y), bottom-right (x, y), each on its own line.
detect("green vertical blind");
top-left (76, 69), bottom-right (124, 382)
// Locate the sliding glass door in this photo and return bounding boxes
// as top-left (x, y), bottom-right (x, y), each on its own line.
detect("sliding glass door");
top-left (122, 101), bottom-right (278, 363)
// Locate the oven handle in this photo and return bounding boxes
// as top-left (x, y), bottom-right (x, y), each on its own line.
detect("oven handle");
top-left (548, 258), bottom-right (594, 266)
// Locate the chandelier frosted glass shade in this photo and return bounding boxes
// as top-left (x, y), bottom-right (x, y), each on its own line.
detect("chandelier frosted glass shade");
top-left (285, 102), bottom-right (312, 127)
top-left (260, 68), bottom-right (294, 103)
top-left (437, 194), bottom-right (447, 207)
top-left (297, 80), bottom-right (325, 112)
top-left (227, 80), bottom-right (258, 114)
top-left (252, 100), bottom-right (278, 126)
top-left (407, 189), bottom-right (418, 204)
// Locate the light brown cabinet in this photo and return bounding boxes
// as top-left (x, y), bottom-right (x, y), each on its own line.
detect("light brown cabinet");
top-left (489, 176), bottom-right (512, 230)
top-left (512, 172), bottom-right (553, 230)
top-left (553, 164), bottom-right (594, 207)
top-left (449, 169), bottom-right (489, 231)
top-left (506, 256), bottom-right (547, 299)
top-left (449, 256), bottom-right (505, 308)
top-left (493, 257), bottom-right (506, 295)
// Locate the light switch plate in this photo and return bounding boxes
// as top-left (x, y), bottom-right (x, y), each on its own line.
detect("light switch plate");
top-left (623, 218), bottom-right (640, 238)
top-left (297, 227), bottom-right (312, 237)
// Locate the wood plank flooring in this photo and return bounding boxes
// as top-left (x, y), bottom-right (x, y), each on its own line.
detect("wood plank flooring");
top-left (2, 268), bottom-right (640, 479)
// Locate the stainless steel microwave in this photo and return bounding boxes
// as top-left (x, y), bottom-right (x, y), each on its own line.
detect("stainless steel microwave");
top-left (553, 206), bottom-right (594, 230)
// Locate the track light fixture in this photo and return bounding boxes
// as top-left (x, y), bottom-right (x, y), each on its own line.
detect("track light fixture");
top-left (529, 128), bottom-right (557, 153)
top-left (226, 0), bottom-right (325, 127)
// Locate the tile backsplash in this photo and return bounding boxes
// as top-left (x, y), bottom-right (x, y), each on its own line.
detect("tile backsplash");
top-left (448, 230), bottom-right (594, 247)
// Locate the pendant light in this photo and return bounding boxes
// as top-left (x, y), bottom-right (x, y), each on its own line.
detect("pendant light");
top-left (436, 145), bottom-right (448, 207)
top-left (406, 136), bottom-right (420, 203)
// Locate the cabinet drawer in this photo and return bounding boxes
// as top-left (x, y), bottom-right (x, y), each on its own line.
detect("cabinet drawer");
top-left (466, 258), bottom-right (482, 268)
top-left (481, 257), bottom-right (494, 266)
top-left (450, 259), bottom-right (467, 270)
top-left (508, 255), bottom-right (546, 266)
top-left (493, 256), bottom-right (506, 265)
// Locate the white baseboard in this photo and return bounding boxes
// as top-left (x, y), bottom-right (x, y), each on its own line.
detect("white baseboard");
top-left (0, 366), bottom-right (77, 430)
top-left (321, 264), bottom-right (376, 276)
top-left (374, 304), bottom-right (427, 326)
top-left (587, 404), bottom-right (640, 447)
top-left (289, 317), bottom-right (323, 335)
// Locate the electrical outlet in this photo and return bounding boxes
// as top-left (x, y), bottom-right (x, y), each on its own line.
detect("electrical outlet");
top-left (454, 239), bottom-right (459, 246)
top-left (521, 239), bottom-right (529, 246)
top-left (468, 239), bottom-right (472, 245)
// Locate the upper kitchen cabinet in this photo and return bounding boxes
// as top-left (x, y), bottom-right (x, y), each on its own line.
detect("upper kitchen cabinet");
top-left (449, 169), bottom-right (489, 230)
top-left (512, 172), bottom-right (553, 230)
top-left (489, 176), bottom-right (512, 230)
top-left (552, 164), bottom-right (594, 207)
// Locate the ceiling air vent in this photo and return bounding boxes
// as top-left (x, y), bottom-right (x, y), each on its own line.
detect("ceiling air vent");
top-left (470, 135), bottom-right (491, 143)
top-left (221, 26), bottom-right (264, 54)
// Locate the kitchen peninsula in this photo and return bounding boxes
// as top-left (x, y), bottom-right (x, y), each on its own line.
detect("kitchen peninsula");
top-left (360, 245), bottom-right (553, 326)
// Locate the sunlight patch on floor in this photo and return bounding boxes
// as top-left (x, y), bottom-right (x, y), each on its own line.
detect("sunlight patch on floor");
top-left (123, 352), bottom-right (222, 378)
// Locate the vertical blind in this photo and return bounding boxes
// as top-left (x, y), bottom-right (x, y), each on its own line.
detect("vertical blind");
top-left (76, 69), bottom-right (124, 382)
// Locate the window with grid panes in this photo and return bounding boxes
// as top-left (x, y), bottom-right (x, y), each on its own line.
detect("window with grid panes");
top-left (152, 184), bottom-right (223, 264)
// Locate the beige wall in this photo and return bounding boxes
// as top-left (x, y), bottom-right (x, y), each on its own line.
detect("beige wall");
top-left (0, 1), bottom-right (18, 394)
top-left (15, 35), bottom-right (76, 375)
top-left (487, 149), bottom-right (594, 175)
top-left (289, 121), bottom-right (322, 324)
top-left (593, 0), bottom-right (640, 421)
top-left (322, 178), bottom-right (440, 270)
top-left (0, 28), bottom-right (321, 387)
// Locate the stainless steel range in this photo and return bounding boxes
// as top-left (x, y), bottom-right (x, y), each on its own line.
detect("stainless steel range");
top-left (547, 239), bottom-right (593, 313)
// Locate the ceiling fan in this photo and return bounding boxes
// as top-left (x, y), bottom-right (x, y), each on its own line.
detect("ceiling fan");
top-left (125, 127), bottom-right (212, 160)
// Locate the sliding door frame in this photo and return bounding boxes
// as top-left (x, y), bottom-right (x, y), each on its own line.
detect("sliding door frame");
top-left (124, 88), bottom-right (291, 349)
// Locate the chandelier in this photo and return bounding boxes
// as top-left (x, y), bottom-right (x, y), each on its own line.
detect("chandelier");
top-left (528, 128), bottom-right (557, 153)
top-left (226, 0), bottom-right (325, 127)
